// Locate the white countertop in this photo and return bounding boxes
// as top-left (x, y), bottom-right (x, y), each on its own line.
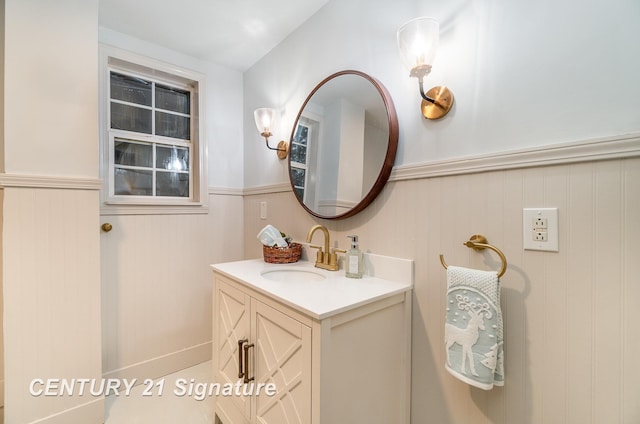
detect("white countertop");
top-left (211, 256), bottom-right (413, 320)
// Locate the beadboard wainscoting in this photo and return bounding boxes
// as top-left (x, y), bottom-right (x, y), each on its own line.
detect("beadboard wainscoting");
top-left (2, 184), bottom-right (104, 424)
top-left (242, 153), bottom-right (640, 424)
top-left (100, 190), bottom-right (244, 383)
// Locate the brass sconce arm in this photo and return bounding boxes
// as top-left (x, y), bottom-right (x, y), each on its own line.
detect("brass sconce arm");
top-left (261, 131), bottom-right (288, 157)
top-left (415, 77), bottom-right (454, 120)
top-left (409, 64), bottom-right (444, 106)
top-left (417, 78), bottom-right (439, 105)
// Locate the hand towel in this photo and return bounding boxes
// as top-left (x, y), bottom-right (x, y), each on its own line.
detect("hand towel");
top-left (444, 265), bottom-right (504, 389)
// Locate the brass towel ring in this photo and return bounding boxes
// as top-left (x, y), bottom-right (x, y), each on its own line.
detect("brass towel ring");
top-left (439, 234), bottom-right (508, 278)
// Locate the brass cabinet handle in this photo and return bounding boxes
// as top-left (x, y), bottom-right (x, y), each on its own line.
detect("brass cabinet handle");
top-left (243, 343), bottom-right (255, 383)
top-left (238, 339), bottom-right (248, 379)
top-left (101, 223), bottom-right (113, 232)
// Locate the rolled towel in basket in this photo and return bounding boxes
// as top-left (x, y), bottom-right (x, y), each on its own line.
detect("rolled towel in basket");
top-left (257, 224), bottom-right (288, 247)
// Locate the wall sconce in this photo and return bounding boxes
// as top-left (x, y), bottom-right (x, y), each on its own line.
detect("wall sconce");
top-left (397, 17), bottom-right (454, 120)
top-left (254, 108), bottom-right (289, 160)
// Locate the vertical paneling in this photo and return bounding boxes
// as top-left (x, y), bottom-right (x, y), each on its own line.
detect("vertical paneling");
top-left (102, 212), bottom-right (209, 370)
top-left (501, 169), bottom-right (526, 424)
top-left (623, 159), bottom-right (640, 423)
top-left (566, 163), bottom-right (595, 423)
top-left (0, 189), bottom-right (4, 408)
top-left (542, 167), bottom-right (568, 424)
top-left (101, 192), bottom-right (244, 378)
top-left (4, 187), bottom-right (102, 423)
top-left (522, 167), bottom-right (546, 424)
top-left (244, 156), bottom-right (640, 424)
top-left (210, 194), bottom-right (245, 263)
top-left (593, 161), bottom-right (623, 423)
top-left (420, 176), bottom-right (452, 423)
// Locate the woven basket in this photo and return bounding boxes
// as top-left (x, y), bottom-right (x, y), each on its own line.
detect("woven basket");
top-left (263, 242), bottom-right (302, 264)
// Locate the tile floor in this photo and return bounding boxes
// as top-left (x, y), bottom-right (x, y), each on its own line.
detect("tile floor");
top-left (105, 361), bottom-right (214, 424)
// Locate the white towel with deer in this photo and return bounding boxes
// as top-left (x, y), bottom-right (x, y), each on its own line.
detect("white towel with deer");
top-left (445, 266), bottom-right (504, 389)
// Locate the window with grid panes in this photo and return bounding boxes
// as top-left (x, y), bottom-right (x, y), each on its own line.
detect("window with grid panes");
top-left (108, 70), bottom-right (194, 200)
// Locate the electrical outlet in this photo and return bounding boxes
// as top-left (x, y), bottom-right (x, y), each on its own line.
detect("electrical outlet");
top-left (533, 231), bottom-right (547, 241)
top-left (523, 208), bottom-right (559, 251)
top-left (533, 217), bottom-right (547, 229)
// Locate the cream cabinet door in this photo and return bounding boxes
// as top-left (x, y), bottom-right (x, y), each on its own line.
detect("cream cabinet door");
top-left (215, 277), bottom-right (311, 424)
top-left (215, 280), bottom-right (251, 419)
top-left (251, 299), bottom-right (311, 424)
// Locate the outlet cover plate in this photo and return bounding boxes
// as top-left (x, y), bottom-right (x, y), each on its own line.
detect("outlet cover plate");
top-left (523, 208), bottom-right (559, 252)
top-left (260, 201), bottom-right (267, 220)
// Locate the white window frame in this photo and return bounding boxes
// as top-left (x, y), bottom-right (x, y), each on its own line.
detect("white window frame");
top-left (99, 45), bottom-right (208, 214)
top-left (290, 120), bottom-right (311, 202)
top-left (291, 112), bottom-right (322, 209)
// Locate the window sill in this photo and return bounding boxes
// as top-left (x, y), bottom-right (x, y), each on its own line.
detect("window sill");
top-left (100, 201), bottom-right (209, 216)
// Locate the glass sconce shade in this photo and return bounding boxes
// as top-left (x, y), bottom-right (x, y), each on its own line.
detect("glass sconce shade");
top-left (253, 107), bottom-right (288, 159)
top-left (397, 17), bottom-right (453, 120)
top-left (254, 107), bottom-right (275, 136)
top-left (397, 17), bottom-right (439, 77)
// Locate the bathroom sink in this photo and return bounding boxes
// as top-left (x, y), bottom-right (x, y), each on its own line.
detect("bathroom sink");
top-left (261, 268), bottom-right (327, 283)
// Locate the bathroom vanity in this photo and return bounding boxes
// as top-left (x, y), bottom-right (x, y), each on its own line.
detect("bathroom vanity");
top-left (211, 254), bottom-right (413, 424)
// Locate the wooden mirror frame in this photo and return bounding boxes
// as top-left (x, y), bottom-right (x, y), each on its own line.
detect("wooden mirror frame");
top-left (288, 70), bottom-right (398, 220)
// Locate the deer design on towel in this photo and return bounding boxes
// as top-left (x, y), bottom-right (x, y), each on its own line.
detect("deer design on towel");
top-left (445, 294), bottom-right (493, 377)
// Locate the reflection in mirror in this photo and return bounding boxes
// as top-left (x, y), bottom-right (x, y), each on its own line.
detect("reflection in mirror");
top-left (289, 70), bottom-right (398, 219)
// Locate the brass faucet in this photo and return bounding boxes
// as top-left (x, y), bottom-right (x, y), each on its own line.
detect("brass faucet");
top-left (305, 225), bottom-right (345, 271)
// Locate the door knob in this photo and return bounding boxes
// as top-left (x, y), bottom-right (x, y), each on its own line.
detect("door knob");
top-left (101, 223), bottom-right (113, 232)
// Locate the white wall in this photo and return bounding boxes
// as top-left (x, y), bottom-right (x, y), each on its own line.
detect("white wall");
top-left (243, 0), bottom-right (640, 188)
top-left (241, 0), bottom-right (640, 423)
top-left (4, 0), bottom-right (100, 177)
top-left (2, 0), bottom-right (103, 422)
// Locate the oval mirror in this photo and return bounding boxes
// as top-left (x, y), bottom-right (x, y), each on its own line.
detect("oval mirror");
top-left (288, 70), bottom-right (398, 219)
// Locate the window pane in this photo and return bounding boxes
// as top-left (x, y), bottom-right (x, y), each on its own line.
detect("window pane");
top-left (111, 102), bottom-right (152, 134)
top-left (114, 168), bottom-right (152, 196)
top-left (110, 72), bottom-right (152, 106)
top-left (156, 171), bottom-right (189, 197)
top-left (155, 111), bottom-right (190, 139)
top-left (156, 146), bottom-right (189, 171)
top-left (114, 140), bottom-right (152, 167)
top-left (156, 84), bottom-right (190, 114)
top-left (294, 187), bottom-right (304, 200)
top-left (291, 168), bottom-right (305, 188)
top-left (293, 124), bottom-right (309, 145)
top-left (290, 143), bottom-right (307, 164)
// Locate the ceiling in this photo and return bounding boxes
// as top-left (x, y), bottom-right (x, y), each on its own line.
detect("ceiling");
top-left (99, 0), bottom-right (331, 72)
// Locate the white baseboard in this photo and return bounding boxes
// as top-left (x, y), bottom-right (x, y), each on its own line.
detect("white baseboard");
top-left (102, 342), bottom-right (212, 384)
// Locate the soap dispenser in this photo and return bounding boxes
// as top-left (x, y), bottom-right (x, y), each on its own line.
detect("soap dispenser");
top-left (345, 235), bottom-right (364, 278)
